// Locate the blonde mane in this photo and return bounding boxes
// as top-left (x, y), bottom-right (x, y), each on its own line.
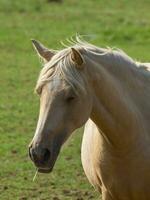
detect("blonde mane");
top-left (35, 36), bottom-right (142, 95)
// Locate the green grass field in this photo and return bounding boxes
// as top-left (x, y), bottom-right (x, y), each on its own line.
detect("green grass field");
top-left (0, 0), bottom-right (150, 199)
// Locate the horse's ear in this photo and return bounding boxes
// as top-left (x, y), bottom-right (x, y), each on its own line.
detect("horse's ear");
top-left (71, 48), bottom-right (84, 68)
top-left (31, 39), bottom-right (55, 62)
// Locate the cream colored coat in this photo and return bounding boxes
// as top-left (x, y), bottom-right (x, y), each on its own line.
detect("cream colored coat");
top-left (30, 38), bottom-right (150, 200)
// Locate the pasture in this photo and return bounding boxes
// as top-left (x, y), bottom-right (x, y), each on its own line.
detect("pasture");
top-left (0, 0), bottom-right (150, 199)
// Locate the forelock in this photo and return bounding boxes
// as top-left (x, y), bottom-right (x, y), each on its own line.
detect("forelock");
top-left (35, 46), bottom-right (86, 95)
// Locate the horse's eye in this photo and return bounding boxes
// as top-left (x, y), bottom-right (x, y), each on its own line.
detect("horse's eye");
top-left (66, 96), bottom-right (75, 103)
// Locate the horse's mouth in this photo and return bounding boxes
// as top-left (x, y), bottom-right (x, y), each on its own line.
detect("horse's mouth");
top-left (37, 152), bottom-right (59, 173)
top-left (38, 167), bottom-right (53, 173)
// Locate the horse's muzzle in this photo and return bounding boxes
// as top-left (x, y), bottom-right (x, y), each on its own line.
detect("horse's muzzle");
top-left (29, 144), bottom-right (52, 172)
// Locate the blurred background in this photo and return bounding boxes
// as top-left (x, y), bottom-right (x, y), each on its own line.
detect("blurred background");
top-left (0, 0), bottom-right (150, 199)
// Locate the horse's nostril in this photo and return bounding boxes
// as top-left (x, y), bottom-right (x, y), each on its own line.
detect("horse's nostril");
top-left (29, 145), bottom-right (51, 166)
top-left (43, 148), bottom-right (51, 163)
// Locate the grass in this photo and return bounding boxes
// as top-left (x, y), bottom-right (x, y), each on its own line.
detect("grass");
top-left (0, 0), bottom-right (150, 199)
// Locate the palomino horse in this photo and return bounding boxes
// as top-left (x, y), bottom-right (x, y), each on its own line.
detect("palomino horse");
top-left (29, 37), bottom-right (150, 200)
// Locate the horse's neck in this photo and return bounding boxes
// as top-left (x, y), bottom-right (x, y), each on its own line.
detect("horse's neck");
top-left (86, 53), bottom-right (148, 150)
